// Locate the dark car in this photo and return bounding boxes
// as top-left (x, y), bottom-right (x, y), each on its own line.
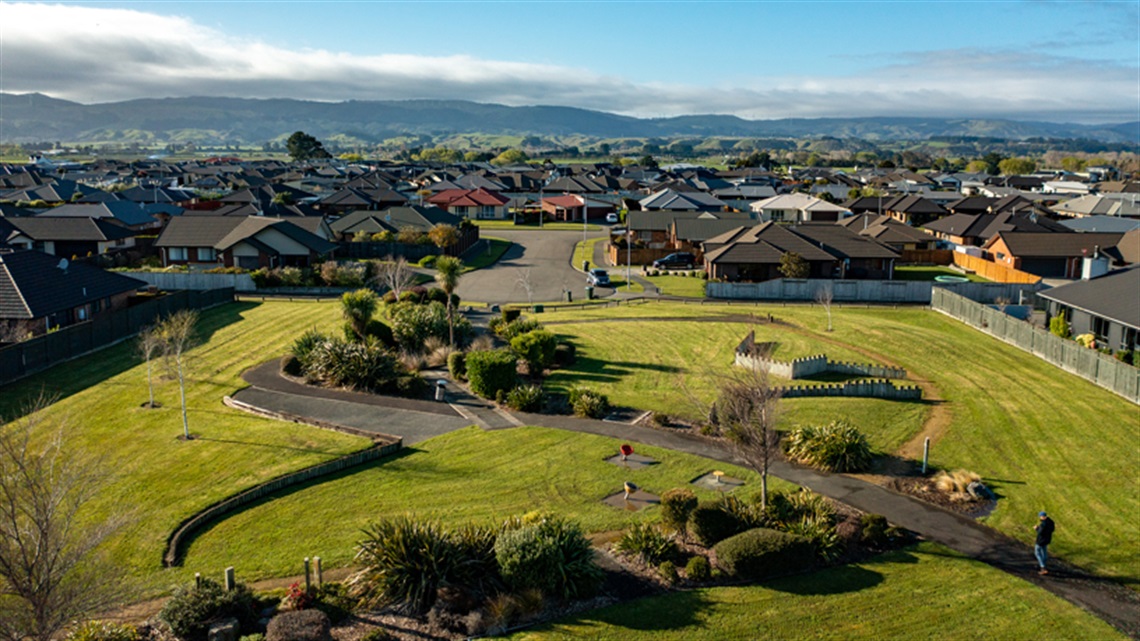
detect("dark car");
top-left (652, 252), bottom-right (697, 270)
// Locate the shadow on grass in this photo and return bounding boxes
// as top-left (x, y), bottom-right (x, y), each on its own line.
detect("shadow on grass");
top-left (769, 563), bottom-right (887, 596)
top-left (552, 589), bottom-right (714, 633)
top-left (552, 356), bottom-right (684, 385)
top-left (0, 301), bottom-right (256, 421)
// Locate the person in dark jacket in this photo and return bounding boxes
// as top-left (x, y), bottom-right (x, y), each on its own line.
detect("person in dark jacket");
top-left (1033, 511), bottom-right (1055, 575)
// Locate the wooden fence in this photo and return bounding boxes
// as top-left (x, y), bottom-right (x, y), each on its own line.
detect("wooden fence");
top-left (951, 252), bottom-right (1042, 284)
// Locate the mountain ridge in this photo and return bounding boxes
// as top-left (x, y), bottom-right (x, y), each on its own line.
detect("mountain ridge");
top-left (1, 93), bottom-right (1136, 144)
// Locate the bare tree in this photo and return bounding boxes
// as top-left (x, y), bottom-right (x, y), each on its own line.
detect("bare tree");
top-left (137, 325), bottom-right (163, 409)
top-left (711, 365), bottom-right (783, 511)
top-left (515, 268), bottom-right (536, 305)
top-left (374, 256), bottom-right (415, 299)
top-left (0, 320), bottom-right (34, 345)
top-left (0, 400), bottom-right (127, 641)
top-left (154, 310), bottom-right (199, 440)
top-left (815, 282), bottom-right (834, 332)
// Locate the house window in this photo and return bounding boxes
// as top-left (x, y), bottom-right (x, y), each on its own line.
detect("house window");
top-left (454, 206), bottom-right (470, 217)
top-left (93, 298), bottom-right (102, 313)
top-left (638, 231), bottom-right (653, 242)
top-left (197, 247), bottom-right (217, 261)
top-left (114, 238), bottom-right (127, 246)
top-left (1123, 327), bottom-right (1138, 351)
top-left (479, 205), bottom-right (496, 218)
top-left (168, 247), bottom-right (188, 261)
top-left (1091, 316), bottom-right (1109, 342)
top-left (769, 210), bottom-right (785, 222)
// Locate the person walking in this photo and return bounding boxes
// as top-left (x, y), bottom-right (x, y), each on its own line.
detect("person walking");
top-left (1033, 511), bottom-right (1055, 575)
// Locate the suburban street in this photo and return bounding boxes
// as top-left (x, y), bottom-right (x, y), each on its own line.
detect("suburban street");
top-left (457, 228), bottom-right (608, 304)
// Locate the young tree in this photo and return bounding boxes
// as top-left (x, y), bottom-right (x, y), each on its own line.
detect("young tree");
top-left (374, 256), bottom-right (415, 298)
top-left (433, 256), bottom-right (463, 347)
top-left (137, 325), bottom-right (163, 408)
top-left (778, 251), bottom-right (810, 279)
top-left (713, 366), bottom-right (782, 511)
top-left (154, 310), bottom-right (199, 440)
top-left (341, 289), bottom-right (379, 341)
top-left (815, 283), bottom-right (834, 332)
top-left (515, 268), bottom-right (536, 305)
top-left (0, 401), bottom-right (127, 641)
top-left (428, 224), bottom-right (459, 251)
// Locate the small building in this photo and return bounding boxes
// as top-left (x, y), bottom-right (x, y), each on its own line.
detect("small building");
top-left (0, 248), bottom-right (144, 338)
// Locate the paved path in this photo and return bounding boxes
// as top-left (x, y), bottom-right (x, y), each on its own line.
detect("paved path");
top-left (457, 229), bottom-right (605, 304)
top-left (233, 361), bottom-right (1140, 637)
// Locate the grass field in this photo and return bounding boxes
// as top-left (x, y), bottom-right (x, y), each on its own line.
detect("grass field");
top-left (539, 301), bottom-right (1140, 583)
top-left (893, 265), bottom-right (990, 282)
top-left (508, 542), bottom-right (1124, 641)
top-left (571, 237), bottom-right (605, 272)
top-left (643, 273), bottom-right (708, 297)
top-left (0, 301), bottom-right (370, 592)
top-left (181, 426), bottom-right (792, 581)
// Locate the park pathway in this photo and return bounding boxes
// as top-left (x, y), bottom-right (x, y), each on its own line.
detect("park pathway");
top-left (233, 361), bottom-right (1140, 638)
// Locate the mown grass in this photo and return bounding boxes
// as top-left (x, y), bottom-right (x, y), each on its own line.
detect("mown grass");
top-left (643, 272), bottom-right (709, 297)
top-left (508, 542), bottom-right (1124, 641)
top-left (540, 301), bottom-right (1140, 583)
top-left (0, 301), bottom-right (370, 592)
top-left (182, 426), bottom-right (792, 581)
top-left (462, 237), bottom-right (513, 272)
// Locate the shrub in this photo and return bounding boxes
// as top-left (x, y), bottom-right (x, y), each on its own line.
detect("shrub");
top-left (239, 635), bottom-right (265, 641)
top-left (567, 387), bottom-right (609, 418)
top-left (447, 351), bottom-right (467, 380)
top-left (553, 342), bottom-right (576, 367)
top-left (351, 517), bottom-right (460, 615)
top-left (615, 522), bottom-right (676, 564)
top-left (495, 517), bottom-right (602, 600)
top-left (510, 329), bottom-right (558, 375)
top-left (387, 301), bottom-right (470, 351)
top-left (783, 421), bottom-right (873, 473)
top-left (360, 630), bottom-right (397, 641)
top-left (466, 349), bottom-right (519, 400)
top-left (783, 515), bottom-right (843, 563)
top-left (1114, 349), bottom-right (1134, 365)
top-left (424, 287), bottom-right (446, 304)
top-left (304, 338), bottom-right (402, 392)
top-left (159, 578), bottom-right (257, 641)
top-left (249, 268), bottom-right (277, 289)
top-left (279, 266), bottom-right (305, 287)
top-left (496, 318), bottom-right (543, 341)
top-left (66, 621), bottom-right (139, 641)
top-left (398, 290), bottom-right (421, 303)
top-left (502, 308), bottom-right (522, 323)
top-left (1049, 313), bottom-right (1071, 339)
top-left (658, 561), bottom-right (679, 584)
top-left (266, 610), bottom-right (331, 641)
top-left (394, 374), bottom-right (428, 398)
top-left (311, 582), bottom-right (355, 624)
top-left (281, 581), bottom-right (314, 611)
top-left (688, 501), bottom-right (748, 547)
top-left (660, 488), bottom-right (698, 536)
top-left (418, 255), bottom-right (438, 268)
top-left (685, 555), bottom-right (711, 582)
top-left (363, 320), bottom-right (394, 347)
top-left (505, 384), bottom-right (545, 412)
top-left (713, 528), bottom-right (815, 580)
top-left (860, 514), bottom-right (890, 547)
top-left (764, 489), bottom-right (836, 528)
top-left (291, 328), bottom-right (328, 371)
top-left (650, 412), bottom-right (670, 428)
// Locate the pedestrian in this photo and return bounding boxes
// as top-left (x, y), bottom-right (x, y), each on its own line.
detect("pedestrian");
top-left (1033, 511), bottom-right (1055, 575)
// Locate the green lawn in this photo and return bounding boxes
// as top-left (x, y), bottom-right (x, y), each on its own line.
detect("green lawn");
top-left (542, 302), bottom-right (1140, 583)
top-left (894, 265), bottom-right (990, 283)
top-left (571, 237), bottom-right (605, 272)
top-left (508, 543), bottom-right (1124, 641)
top-left (181, 426), bottom-right (793, 581)
top-left (462, 237), bottom-right (513, 272)
top-left (643, 273), bottom-right (708, 297)
top-left (0, 301), bottom-right (371, 592)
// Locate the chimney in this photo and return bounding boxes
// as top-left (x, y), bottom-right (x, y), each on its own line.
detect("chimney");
top-left (1082, 245), bottom-right (1109, 280)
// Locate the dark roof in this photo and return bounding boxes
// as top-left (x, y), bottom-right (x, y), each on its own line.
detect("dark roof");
top-left (704, 222), bottom-right (837, 264)
top-left (37, 202), bottom-right (158, 228)
top-left (156, 216), bottom-right (335, 254)
top-left (883, 195), bottom-right (947, 215)
top-left (0, 249), bottom-right (144, 320)
top-left (628, 210), bottom-right (753, 233)
top-left (923, 211), bottom-right (1069, 242)
top-left (988, 231), bottom-right (1123, 258)
top-left (787, 224), bottom-right (900, 260)
top-left (673, 218), bottom-right (755, 242)
top-left (1038, 266), bottom-right (1140, 330)
top-left (5, 217), bottom-right (137, 242)
top-left (329, 206), bottom-right (461, 234)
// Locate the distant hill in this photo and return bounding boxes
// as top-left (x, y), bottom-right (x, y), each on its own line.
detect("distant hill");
top-left (1, 93), bottom-right (1135, 145)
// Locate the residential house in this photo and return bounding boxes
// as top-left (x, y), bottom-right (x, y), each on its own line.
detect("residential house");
top-left (880, 195), bottom-right (947, 226)
top-left (36, 202), bottom-right (162, 231)
top-left (750, 193), bottom-right (850, 223)
top-left (541, 195), bottom-right (615, 222)
top-left (1039, 264), bottom-right (1140, 353)
top-left (639, 189), bottom-right (728, 212)
top-left (627, 210), bottom-right (754, 248)
top-left (777, 223), bottom-right (899, 279)
top-left (155, 216), bottom-right (336, 269)
top-left (837, 214), bottom-right (936, 251)
top-left (982, 231), bottom-right (1125, 278)
top-left (702, 222), bottom-right (838, 281)
top-left (0, 248), bottom-right (144, 337)
top-left (3, 217), bottom-right (137, 257)
top-left (427, 188), bottom-right (511, 220)
top-left (1053, 195), bottom-right (1140, 219)
top-left (921, 211), bottom-right (1069, 247)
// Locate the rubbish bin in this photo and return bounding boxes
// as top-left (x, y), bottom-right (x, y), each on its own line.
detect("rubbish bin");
top-left (435, 380), bottom-right (447, 402)
top-left (566, 290), bottom-right (573, 302)
top-left (585, 286), bottom-right (595, 300)
top-left (533, 304), bottom-right (544, 314)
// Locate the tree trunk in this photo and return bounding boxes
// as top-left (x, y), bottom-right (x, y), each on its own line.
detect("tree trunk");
top-left (147, 358), bottom-right (155, 408)
top-left (177, 356), bottom-right (189, 439)
top-left (760, 469), bottom-right (768, 512)
top-left (446, 298), bottom-right (454, 347)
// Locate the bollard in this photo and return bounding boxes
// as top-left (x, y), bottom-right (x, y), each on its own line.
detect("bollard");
top-left (435, 380), bottom-right (447, 402)
top-left (922, 437), bottom-right (931, 475)
top-left (303, 557), bottom-right (311, 592)
top-left (195, 572), bottom-right (201, 588)
top-left (224, 567), bottom-right (235, 591)
top-left (314, 557), bottom-right (323, 588)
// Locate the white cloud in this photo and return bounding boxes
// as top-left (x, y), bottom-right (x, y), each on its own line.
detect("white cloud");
top-left (0, 2), bottom-right (1135, 123)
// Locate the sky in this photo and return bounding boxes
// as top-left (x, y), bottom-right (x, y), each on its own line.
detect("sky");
top-left (1, 0), bottom-right (1138, 123)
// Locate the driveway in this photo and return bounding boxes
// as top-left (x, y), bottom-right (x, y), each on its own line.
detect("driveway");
top-left (458, 229), bottom-right (606, 304)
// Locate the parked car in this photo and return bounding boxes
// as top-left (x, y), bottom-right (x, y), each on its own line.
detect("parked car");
top-left (652, 252), bottom-right (697, 270)
top-left (587, 268), bottom-right (611, 286)
top-left (605, 212), bottom-right (620, 224)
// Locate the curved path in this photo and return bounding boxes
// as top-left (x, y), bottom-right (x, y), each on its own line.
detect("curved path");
top-left (234, 360), bottom-right (1140, 637)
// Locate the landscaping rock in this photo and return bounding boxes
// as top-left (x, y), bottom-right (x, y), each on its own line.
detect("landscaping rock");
top-left (207, 617), bottom-right (239, 641)
top-left (967, 481), bottom-right (994, 500)
top-left (266, 610), bottom-right (331, 641)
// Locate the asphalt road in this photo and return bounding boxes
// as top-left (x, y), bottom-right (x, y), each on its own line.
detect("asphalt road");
top-left (458, 229), bottom-right (608, 304)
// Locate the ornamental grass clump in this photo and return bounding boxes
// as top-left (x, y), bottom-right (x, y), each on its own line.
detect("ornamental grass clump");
top-left (614, 522), bottom-right (676, 565)
top-left (783, 420), bottom-right (873, 473)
